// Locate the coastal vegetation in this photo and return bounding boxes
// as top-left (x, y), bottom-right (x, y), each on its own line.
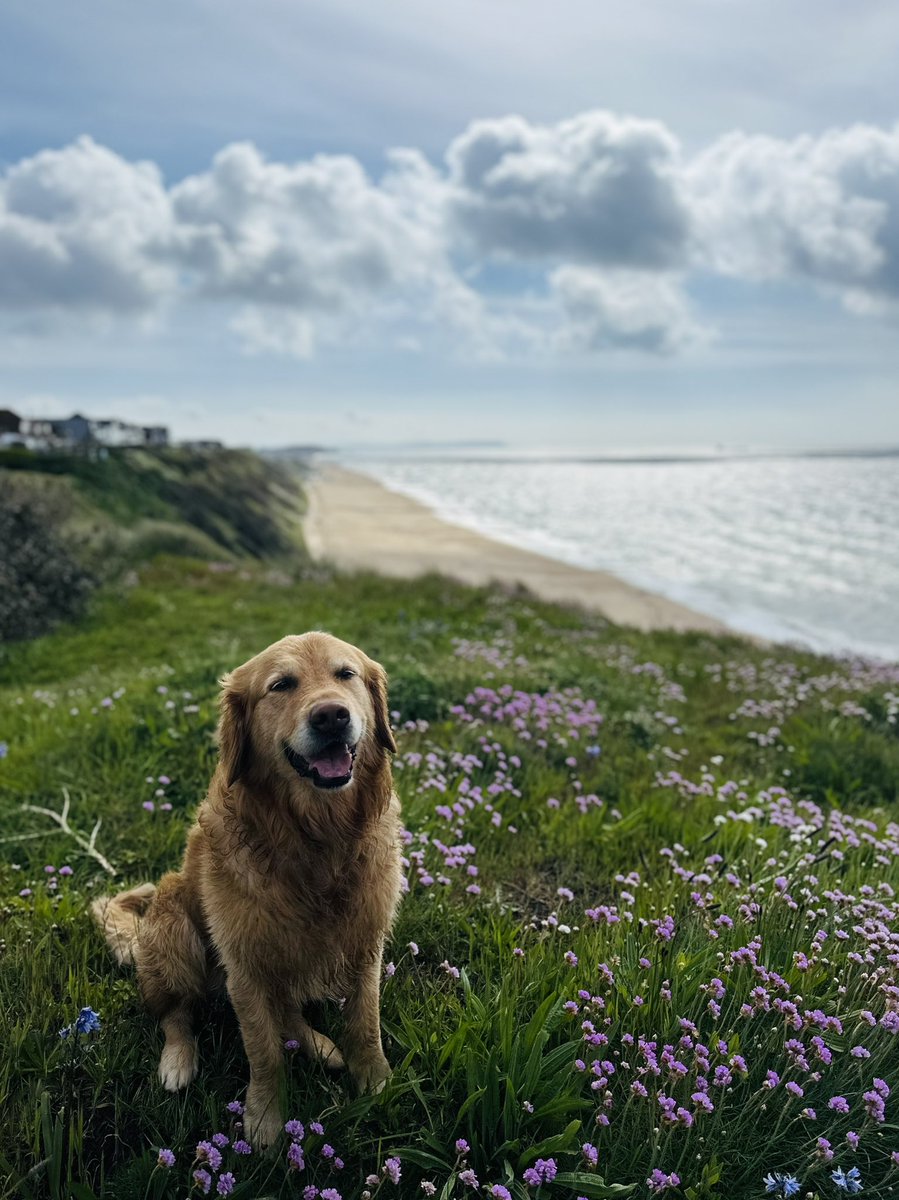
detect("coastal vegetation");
top-left (0, 452), bottom-right (897, 1199)
top-left (0, 446), bottom-right (305, 641)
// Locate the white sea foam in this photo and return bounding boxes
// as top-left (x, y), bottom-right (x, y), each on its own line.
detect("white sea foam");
top-left (346, 455), bottom-right (899, 662)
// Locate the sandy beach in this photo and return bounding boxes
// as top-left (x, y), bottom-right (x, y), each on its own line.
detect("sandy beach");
top-left (303, 465), bottom-right (732, 636)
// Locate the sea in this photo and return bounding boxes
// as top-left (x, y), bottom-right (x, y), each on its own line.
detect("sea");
top-left (340, 452), bottom-right (899, 662)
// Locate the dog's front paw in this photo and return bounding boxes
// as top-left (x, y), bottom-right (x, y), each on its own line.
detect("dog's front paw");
top-left (243, 1099), bottom-right (283, 1149)
top-left (158, 1040), bottom-right (198, 1091)
top-left (309, 1029), bottom-right (345, 1072)
top-left (351, 1053), bottom-right (391, 1094)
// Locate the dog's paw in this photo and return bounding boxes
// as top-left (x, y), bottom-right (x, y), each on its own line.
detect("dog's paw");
top-left (158, 1040), bottom-right (198, 1091)
top-left (351, 1054), bottom-right (391, 1094)
top-left (243, 1102), bottom-right (283, 1149)
top-left (310, 1029), bottom-right (345, 1072)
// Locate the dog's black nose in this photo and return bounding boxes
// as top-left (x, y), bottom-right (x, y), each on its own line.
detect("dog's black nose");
top-left (309, 702), bottom-right (351, 737)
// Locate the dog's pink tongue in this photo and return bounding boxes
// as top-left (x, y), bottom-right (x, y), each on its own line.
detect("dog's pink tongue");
top-left (310, 744), bottom-right (352, 779)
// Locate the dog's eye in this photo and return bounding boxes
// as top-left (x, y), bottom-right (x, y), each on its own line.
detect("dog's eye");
top-left (270, 676), bottom-right (298, 692)
top-left (335, 667), bottom-right (356, 680)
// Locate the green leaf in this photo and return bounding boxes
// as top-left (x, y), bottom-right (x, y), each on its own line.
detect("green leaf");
top-left (552, 1172), bottom-right (637, 1198)
top-left (517, 1119), bottom-right (581, 1168)
top-left (395, 1147), bottom-right (453, 1173)
top-left (68, 1185), bottom-right (101, 1200)
top-left (456, 1085), bottom-right (487, 1121)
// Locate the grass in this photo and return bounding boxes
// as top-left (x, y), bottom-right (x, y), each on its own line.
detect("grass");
top-left (0, 445), bottom-right (307, 575)
top-left (1, 469), bottom-right (898, 1200)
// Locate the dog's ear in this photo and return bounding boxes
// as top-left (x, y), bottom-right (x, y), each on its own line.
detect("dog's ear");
top-left (366, 657), bottom-right (397, 754)
top-left (218, 671), bottom-right (251, 787)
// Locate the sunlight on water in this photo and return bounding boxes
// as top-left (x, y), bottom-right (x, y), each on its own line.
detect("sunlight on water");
top-left (352, 456), bottom-right (899, 661)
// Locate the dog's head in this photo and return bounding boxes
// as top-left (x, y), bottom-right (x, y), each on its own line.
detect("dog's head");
top-left (217, 632), bottom-right (396, 794)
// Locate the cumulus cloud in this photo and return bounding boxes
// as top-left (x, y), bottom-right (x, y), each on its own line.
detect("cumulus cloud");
top-left (0, 136), bottom-right (482, 354)
top-left (446, 111), bottom-right (689, 269)
top-left (2, 114), bottom-right (899, 359)
top-left (687, 123), bottom-right (899, 306)
top-left (0, 136), bottom-right (174, 313)
top-left (183, 143), bottom-right (501, 357)
top-left (550, 267), bottom-right (705, 354)
top-left (167, 142), bottom-right (436, 309)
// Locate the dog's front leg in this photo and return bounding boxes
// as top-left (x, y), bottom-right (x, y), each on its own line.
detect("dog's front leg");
top-left (227, 971), bottom-right (285, 1148)
top-left (343, 952), bottom-right (391, 1093)
top-left (283, 1009), bottom-right (345, 1072)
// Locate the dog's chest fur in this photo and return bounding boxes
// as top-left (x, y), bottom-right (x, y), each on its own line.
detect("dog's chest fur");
top-left (196, 792), bottom-right (403, 1000)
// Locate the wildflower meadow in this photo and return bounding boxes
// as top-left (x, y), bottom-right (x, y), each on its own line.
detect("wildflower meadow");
top-left (1, 489), bottom-right (898, 1198)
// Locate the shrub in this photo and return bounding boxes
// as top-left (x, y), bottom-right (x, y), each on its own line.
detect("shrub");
top-left (0, 474), bottom-right (93, 642)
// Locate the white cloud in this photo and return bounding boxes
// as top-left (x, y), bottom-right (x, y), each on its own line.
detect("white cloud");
top-left (550, 267), bottom-right (705, 354)
top-left (687, 123), bottom-right (899, 306)
top-left (0, 136), bottom-right (174, 313)
top-left (168, 142), bottom-right (431, 308)
top-left (166, 141), bottom-right (497, 355)
top-left (2, 116), bottom-right (899, 359)
top-left (446, 111), bottom-right (689, 269)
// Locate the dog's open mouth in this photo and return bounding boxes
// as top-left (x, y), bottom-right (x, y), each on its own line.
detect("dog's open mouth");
top-left (285, 741), bottom-right (357, 789)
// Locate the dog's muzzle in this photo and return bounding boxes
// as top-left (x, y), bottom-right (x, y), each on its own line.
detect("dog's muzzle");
top-left (284, 741), bottom-right (357, 789)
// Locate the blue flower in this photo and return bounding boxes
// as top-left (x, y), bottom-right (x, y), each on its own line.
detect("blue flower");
top-left (763, 1174), bottom-right (800, 1197)
top-left (832, 1167), bottom-right (862, 1194)
top-left (75, 1006), bottom-right (101, 1034)
top-left (0, 741), bottom-right (8, 759)
top-left (60, 1007), bottom-right (101, 1038)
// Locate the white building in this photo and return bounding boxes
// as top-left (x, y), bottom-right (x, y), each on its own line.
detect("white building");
top-left (90, 419), bottom-right (144, 447)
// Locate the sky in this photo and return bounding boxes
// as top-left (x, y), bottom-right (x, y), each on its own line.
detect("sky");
top-left (1, 0), bottom-right (898, 452)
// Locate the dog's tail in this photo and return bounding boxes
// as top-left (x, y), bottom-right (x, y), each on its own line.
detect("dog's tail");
top-left (90, 882), bottom-right (157, 967)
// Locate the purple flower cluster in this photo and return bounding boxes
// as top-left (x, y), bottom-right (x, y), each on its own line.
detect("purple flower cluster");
top-left (522, 1157), bottom-right (557, 1188)
top-left (396, 683), bottom-right (612, 900)
top-left (716, 654), bottom-right (899, 732)
top-left (16, 862), bottom-right (75, 902)
top-left (176, 1107), bottom-right (352, 1197)
top-left (647, 1168), bottom-right (680, 1193)
top-left (283, 1117), bottom-right (346, 1176)
top-left (547, 774), bottom-right (899, 1192)
top-left (166, 1105), bottom-right (249, 1194)
top-left (142, 772), bottom-right (175, 814)
top-left (451, 636), bottom-right (530, 672)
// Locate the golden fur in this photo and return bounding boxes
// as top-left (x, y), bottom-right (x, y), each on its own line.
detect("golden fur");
top-left (92, 632), bottom-right (402, 1146)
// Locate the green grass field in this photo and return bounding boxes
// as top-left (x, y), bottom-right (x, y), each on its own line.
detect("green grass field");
top-left (1, 458), bottom-right (898, 1200)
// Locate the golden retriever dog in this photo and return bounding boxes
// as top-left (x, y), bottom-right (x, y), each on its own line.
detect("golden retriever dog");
top-left (92, 632), bottom-right (402, 1146)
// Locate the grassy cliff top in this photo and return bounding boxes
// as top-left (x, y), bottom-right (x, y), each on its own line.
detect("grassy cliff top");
top-left (0, 457), bottom-right (898, 1200)
top-left (0, 444), bottom-right (306, 562)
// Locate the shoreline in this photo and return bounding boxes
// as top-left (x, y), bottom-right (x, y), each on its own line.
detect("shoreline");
top-left (303, 465), bottom-right (737, 637)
